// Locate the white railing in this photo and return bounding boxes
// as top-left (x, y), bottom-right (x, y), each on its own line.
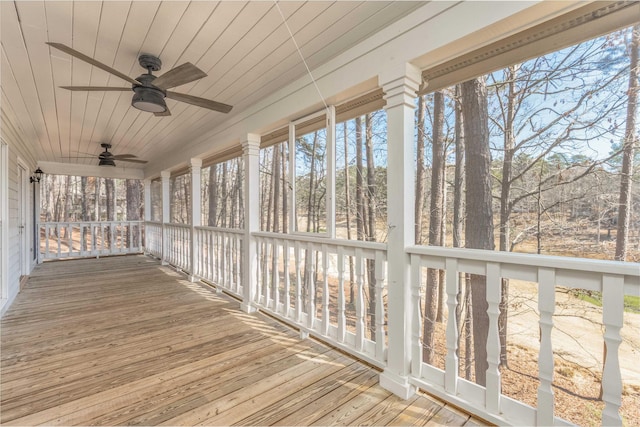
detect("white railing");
top-left (145, 221), bottom-right (162, 259)
top-left (406, 245), bottom-right (640, 426)
top-left (39, 221), bottom-right (144, 260)
top-left (194, 226), bottom-right (243, 297)
top-left (253, 232), bottom-right (388, 367)
top-left (140, 220), bottom-right (639, 425)
top-left (164, 223), bottom-right (191, 272)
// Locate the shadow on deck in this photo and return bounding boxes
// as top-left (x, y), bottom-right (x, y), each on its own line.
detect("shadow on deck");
top-left (1, 255), bottom-right (484, 426)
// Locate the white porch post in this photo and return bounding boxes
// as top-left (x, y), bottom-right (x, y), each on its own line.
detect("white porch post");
top-left (379, 63), bottom-right (421, 399)
top-left (143, 178), bottom-right (151, 222)
top-left (241, 134), bottom-right (260, 314)
top-left (189, 158), bottom-right (202, 282)
top-left (143, 178), bottom-right (151, 255)
top-left (161, 170), bottom-right (170, 266)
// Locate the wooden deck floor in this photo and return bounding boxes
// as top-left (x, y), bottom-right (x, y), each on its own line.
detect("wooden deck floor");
top-left (1, 255), bottom-right (483, 426)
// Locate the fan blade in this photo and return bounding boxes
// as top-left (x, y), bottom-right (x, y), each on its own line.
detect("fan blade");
top-left (60, 86), bottom-right (130, 91)
top-left (154, 107), bottom-right (171, 117)
top-left (117, 158), bottom-right (148, 164)
top-left (112, 154), bottom-right (137, 159)
top-left (152, 63), bottom-right (206, 90)
top-left (166, 91), bottom-right (233, 113)
top-left (47, 43), bottom-right (140, 85)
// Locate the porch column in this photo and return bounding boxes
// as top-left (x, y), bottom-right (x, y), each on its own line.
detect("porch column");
top-left (161, 170), bottom-right (171, 266)
top-left (241, 134), bottom-right (260, 314)
top-left (189, 158), bottom-right (202, 282)
top-left (143, 178), bottom-right (151, 255)
top-left (143, 178), bottom-right (151, 222)
top-left (379, 63), bottom-right (421, 399)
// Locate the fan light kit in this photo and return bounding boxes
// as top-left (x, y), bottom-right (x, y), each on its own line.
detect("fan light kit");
top-left (46, 43), bottom-right (232, 117)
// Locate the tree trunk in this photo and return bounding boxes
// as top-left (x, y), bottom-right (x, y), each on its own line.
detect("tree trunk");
top-left (423, 91), bottom-right (445, 364)
top-left (498, 64), bottom-right (519, 367)
top-left (365, 113), bottom-right (377, 338)
top-left (106, 178), bottom-right (115, 248)
top-left (281, 143), bottom-right (287, 233)
top-left (461, 77), bottom-right (494, 386)
top-left (355, 117), bottom-right (365, 241)
top-left (343, 122), bottom-right (355, 304)
top-left (81, 177), bottom-right (89, 251)
top-left (415, 95), bottom-right (426, 244)
top-left (63, 175), bottom-right (72, 238)
top-left (126, 179), bottom-right (141, 244)
top-left (221, 164), bottom-right (228, 228)
top-left (615, 25), bottom-right (639, 261)
top-left (273, 146), bottom-right (281, 233)
top-left (208, 165), bottom-right (218, 227)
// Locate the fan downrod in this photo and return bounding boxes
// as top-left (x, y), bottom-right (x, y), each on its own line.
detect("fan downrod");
top-left (138, 54), bottom-right (162, 72)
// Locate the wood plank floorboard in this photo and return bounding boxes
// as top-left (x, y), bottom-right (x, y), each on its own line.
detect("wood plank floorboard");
top-left (1, 255), bottom-right (486, 426)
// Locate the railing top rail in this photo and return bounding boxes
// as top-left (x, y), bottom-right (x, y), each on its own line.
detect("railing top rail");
top-left (165, 222), bottom-right (191, 229)
top-left (39, 220), bottom-right (144, 226)
top-left (195, 225), bottom-right (244, 235)
top-left (253, 231), bottom-right (387, 251)
top-left (406, 245), bottom-right (640, 277)
top-left (145, 221), bottom-right (163, 226)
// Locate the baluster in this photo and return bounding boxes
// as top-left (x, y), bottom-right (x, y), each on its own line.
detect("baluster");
top-left (375, 250), bottom-right (385, 361)
top-left (237, 235), bottom-right (243, 294)
top-left (537, 267), bottom-right (555, 426)
top-left (337, 247), bottom-right (346, 343)
top-left (263, 240), bottom-right (270, 307)
top-left (206, 230), bottom-right (213, 282)
top-left (321, 244), bottom-right (329, 335)
top-left (601, 274), bottom-right (624, 426)
top-left (57, 224), bottom-right (61, 258)
top-left (98, 225), bottom-right (106, 252)
top-left (255, 237), bottom-right (260, 298)
top-left (45, 225), bottom-right (50, 259)
top-left (221, 233), bottom-right (226, 288)
top-left (68, 224), bottom-right (72, 256)
top-left (273, 240), bottom-right (280, 312)
top-left (223, 233), bottom-right (229, 288)
top-left (214, 233), bottom-right (220, 284)
top-left (196, 229), bottom-right (201, 276)
top-left (307, 242), bottom-right (316, 331)
top-left (445, 258), bottom-right (460, 394)
top-left (485, 262), bottom-right (502, 414)
top-left (283, 239), bottom-right (291, 318)
top-left (355, 247), bottom-right (365, 352)
top-left (295, 241), bottom-right (302, 323)
top-left (410, 254), bottom-right (422, 377)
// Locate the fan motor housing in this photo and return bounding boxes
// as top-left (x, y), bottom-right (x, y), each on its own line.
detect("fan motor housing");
top-left (132, 84), bottom-right (167, 113)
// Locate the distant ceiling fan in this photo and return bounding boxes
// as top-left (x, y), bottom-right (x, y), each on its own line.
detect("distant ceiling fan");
top-left (66, 143), bottom-right (148, 167)
top-left (47, 42), bottom-right (233, 116)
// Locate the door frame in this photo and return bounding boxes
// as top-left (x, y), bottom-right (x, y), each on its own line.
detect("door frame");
top-left (0, 141), bottom-right (8, 301)
top-left (17, 158), bottom-right (29, 278)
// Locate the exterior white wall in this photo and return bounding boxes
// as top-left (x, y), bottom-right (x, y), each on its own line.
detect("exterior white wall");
top-left (1, 111), bottom-right (39, 316)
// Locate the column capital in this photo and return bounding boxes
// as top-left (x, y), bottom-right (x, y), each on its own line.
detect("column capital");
top-left (161, 170), bottom-right (171, 180)
top-left (241, 134), bottom-right (261, 155)
top-left (190, 158), bottom-right (203, 170)
top-left (381, 63), bottom-right (422, 110)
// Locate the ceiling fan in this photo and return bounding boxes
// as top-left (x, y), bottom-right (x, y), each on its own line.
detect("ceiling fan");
top-left (66, 143), bottom-right (148, 167)
top-left (47, 42), bottom-right (233, 116)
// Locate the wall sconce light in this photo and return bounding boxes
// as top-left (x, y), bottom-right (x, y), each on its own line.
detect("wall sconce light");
top-left (29, 167), bottom-right (44, 183)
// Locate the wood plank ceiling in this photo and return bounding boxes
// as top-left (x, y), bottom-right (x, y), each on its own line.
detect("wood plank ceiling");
top-left (1, 1), bottom-right (424, 171)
